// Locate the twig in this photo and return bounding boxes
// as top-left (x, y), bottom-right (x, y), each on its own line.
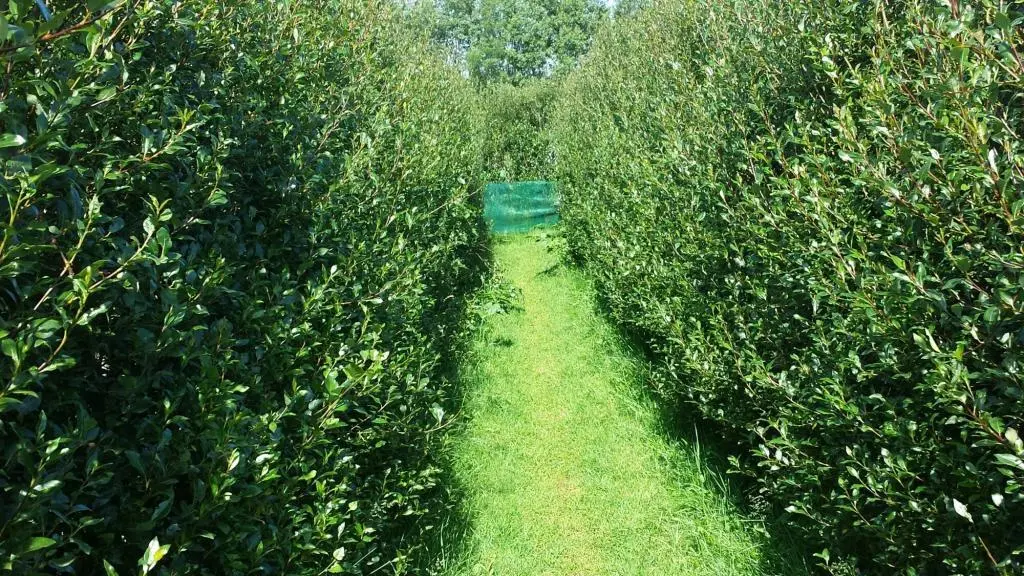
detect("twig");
top-left (0, 3), bottom-right (126, 55)
top-left (977, 534), bottom-right (999, 571)
top-left (101, 0), bottom-right (143, 53)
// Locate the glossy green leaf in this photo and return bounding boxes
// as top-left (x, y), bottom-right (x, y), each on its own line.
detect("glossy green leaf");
top-left (23, 537), bottom-right (56, 553)
top-left (0, 134), bottom-right (26, 148)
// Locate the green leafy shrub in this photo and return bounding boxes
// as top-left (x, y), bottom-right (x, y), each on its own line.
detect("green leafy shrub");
top-left (0, 1), bottom-right (484, 574)
top-left (479, 80), bottom-right (556, 182)
top-left (551, 0), bottom-right (1024, 573)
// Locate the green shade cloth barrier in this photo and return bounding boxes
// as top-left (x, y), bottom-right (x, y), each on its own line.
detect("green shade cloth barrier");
top-left (484, 181), bottom-right (560, 233)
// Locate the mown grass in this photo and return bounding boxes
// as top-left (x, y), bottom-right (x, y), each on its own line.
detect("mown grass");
top-left (438, 231), bottom-right (807, 575)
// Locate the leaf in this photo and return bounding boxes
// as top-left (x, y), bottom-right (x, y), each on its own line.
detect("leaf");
top-left (103, 559), bottom-right (120, 576)
top-left (952, 499), bottom-right (972, 522)
top-left (995, 453), bottom-right (1024, 471)
top-left (342, 364), bottom-right (364, 380)
top-left (24, 537), bottom-right (57, 553)
top-left (1005, 427), bottom-right (1019, 446)
top-left (227, 450), bottom-right (240, 472)
top-left (124, 450), bottom-right (145, 475)
top-left (0, 134), bottom-right (26, 149)
top-left (995, 11), bottom-right (1012, 30)
top-left (153, 544), bottom-right (169, 564)
top-left (96, 86), bottom-right (117, 103)
top-left (332, 547), bottom-right (345, 561)
top-left (149, 496), bottom-right (173, 523)
top-left (88, 0), bottom-right (116, 12)
top-left (207, 188), bottom-right (228, 207)
top-left (140, 537), bottom-right (170, 573)
top-left (1, 339), bottom-right (18, 363)
top-left (142, 537), bottom-right (158, 566)
top-left (983, 306), bottom-right (1000, 323)
top-left (430, 403), bottom-right (445, 424)
top-left (33, 479), bottom-right (62, 493)
top-left (77, 301), bottom-right (112, 326)
top-left (0, 14), bottom-right (8, 40)
top-left (107, 217), bottom-right (125, 234)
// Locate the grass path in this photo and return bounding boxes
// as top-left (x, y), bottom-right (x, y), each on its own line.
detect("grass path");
top-left (443, 233), bottom-right (796, 576)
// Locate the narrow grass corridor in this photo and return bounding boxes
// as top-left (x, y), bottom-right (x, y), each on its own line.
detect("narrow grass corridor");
top-left (444, 233), bottom-right (787, 576)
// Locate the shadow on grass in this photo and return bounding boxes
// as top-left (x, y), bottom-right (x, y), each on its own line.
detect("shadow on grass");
top-left (405, 460), bottom-right (477, 575)
top-left (410, 226), bottom-right (816, 576)
top-left (399, 217), bottom-right (494, 575)
top-left (522, 223), bottom-right (816, 575)
top-left (587, 288), bottom-right (817, 576)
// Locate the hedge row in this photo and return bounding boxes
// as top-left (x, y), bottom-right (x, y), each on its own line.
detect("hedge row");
top-left (478, 79), bottom-right (556, 183)
top-left (551, 0), bottom-right (1023, 573)
top-left (1, 1), bottom-right (483, 574)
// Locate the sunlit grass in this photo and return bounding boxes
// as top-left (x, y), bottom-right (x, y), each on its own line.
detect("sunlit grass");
top-left (439, 231), bottom-right (805, 576)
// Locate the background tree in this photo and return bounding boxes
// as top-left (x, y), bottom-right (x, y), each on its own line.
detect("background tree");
top-left (411, 0), bottom-right (608, 84)
top-left (608, 0), bottom-right (649, 18)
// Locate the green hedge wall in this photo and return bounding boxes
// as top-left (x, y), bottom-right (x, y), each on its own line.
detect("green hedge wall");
top-left (479, 80), bottom-right (556, 183)
top-left (551, 0), bottom-right (1023, 573)
top-left (0, 1), bottom-right (483, 574)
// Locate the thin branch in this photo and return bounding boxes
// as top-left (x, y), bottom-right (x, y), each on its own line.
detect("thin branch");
top-left (100, 0), bottom-right (143, 53)
top-left (0, 3), bottom-right (126, 55)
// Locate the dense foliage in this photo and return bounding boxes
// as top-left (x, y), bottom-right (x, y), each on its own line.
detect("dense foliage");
top-left (411, 0), bottom-right (607, 84)
top-left (0, 1), bottom-right (484, 574)
top-left (551, 0), bottom-right (1024, 573)
top-left (479, 80), bottom-right (556, 182)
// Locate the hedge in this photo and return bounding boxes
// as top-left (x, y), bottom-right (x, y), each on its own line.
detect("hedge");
top-left (551, 0), bottom-right (1023, 573)
top-left (0, 1), bottom-right (483, 574)
top-left (478, 79), bottom-right (556, 183)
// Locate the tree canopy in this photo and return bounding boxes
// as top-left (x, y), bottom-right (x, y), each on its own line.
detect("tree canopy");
top-left (413, 0), bottom-right (608, 84)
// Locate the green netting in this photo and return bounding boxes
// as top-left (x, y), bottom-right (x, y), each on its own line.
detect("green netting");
top-left (484, 181), bottom-right (560, 234)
